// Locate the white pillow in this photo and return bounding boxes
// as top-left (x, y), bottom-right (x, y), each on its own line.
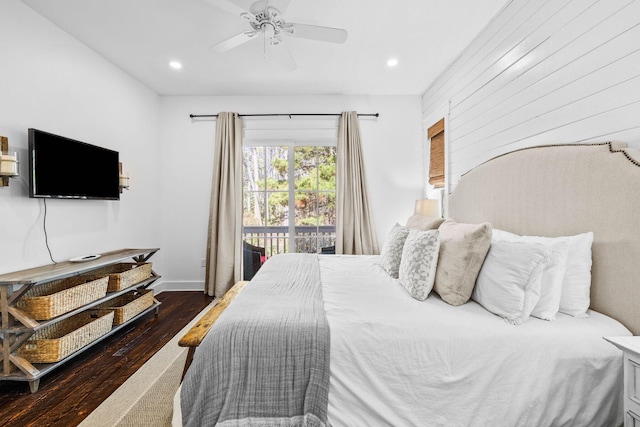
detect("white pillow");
top-left (379, 223), bottom-right (410, 278)
top-left (398, 229), bottom-right (440, 301)
top-left (472, 241), bottom-right (549, 325)
top-left (492, 229), bottom-right (569, 321)
top-left (558, 232), bottom-right (593, 317)
top-left (492, 229), bottom-right (593, 317)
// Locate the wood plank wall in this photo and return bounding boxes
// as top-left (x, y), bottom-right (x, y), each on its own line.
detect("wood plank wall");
top-left (421, 0), bottom-right (640, 191)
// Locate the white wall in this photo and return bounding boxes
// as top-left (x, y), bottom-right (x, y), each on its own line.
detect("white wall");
top-left (422, 0), bottom-right (640, 193)
top-left (157, 96), bottom-right (423, 291)
top-left (0, 1), bottom-right (161, 274)
top-left (0, 2), bottom-right (425, 292)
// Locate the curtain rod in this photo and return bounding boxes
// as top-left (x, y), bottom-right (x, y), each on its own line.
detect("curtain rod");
top-left (189, 113), bottom-right (379, 118)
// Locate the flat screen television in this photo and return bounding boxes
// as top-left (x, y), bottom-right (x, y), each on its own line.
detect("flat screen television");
top-left (28, 128), bottom-right (120, 200)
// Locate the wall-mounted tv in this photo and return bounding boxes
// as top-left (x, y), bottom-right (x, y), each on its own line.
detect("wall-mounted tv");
top-left (28, 128), bottom-right (120, 200)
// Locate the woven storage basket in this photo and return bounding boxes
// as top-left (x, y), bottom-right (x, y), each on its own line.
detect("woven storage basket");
top-left (17, 311), bottom-right (114, 363)
top-left (16, 276), bottom-right (109, 320)
top-left (88, 263), bottom-right (152, 292)
top-left (90, 289), bottom-right (154, 325)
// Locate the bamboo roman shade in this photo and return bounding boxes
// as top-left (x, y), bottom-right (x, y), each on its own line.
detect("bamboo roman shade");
top-left (428, 118), bottom-right (445, 188)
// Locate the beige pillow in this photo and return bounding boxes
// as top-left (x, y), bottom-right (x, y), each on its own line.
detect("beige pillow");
top-left (406, 215), bottom-right (444, 231)
top-left (434, 219), bottom-right (492, 306)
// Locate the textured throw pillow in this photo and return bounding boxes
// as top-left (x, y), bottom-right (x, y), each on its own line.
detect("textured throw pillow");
top-left (492, 229), bottom-right (593, 318)
top-left (398, 229), bottom-right (440, 301)
top-left (406, 214), bottom-right (445, 231)
top-left (379, 223), bottom-right (411, 278)
top-left (492, 229), bottom-right (570, 321)
top-left (472, 241), bottom-right (550, 325)
top-left (433, 219), bottom-right (492, 306)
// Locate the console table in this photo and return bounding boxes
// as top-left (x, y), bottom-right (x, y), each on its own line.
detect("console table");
top-left (0, 248), bottom-right (161, 392)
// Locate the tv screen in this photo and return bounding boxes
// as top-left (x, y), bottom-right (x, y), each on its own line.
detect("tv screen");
top-left (28, 128), bottom-right (120, 200)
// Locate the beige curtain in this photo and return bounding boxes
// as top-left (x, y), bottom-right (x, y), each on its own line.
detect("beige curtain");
top-left (204, 112), bottom-right (243, 297)
top-left (336, 111), bottom-right (379, 255)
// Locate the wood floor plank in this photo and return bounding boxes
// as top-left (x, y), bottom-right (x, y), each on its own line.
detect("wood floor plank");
top-left (0, 291), bottom-right (213, 427)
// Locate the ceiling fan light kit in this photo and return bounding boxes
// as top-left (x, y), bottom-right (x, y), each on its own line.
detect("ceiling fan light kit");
top-left (206, 0), bottom-right (348, 70)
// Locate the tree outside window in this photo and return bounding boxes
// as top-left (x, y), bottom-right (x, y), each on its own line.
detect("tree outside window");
top-left (243, 143), bottom-right (336, 257)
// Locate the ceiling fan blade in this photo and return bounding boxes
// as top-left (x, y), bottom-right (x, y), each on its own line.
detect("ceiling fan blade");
top-left (268, 40), bottom-right (297, 71)
top-left (287, 23), bottom-right (348, 44)
top-left (204, 0), bottom-right (256, 21)
top-left (210, 31), bottom-right (258, 53)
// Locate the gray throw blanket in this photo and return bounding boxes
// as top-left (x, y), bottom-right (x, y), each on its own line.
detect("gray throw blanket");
top-left (181, 253), bottom-right (331, 427)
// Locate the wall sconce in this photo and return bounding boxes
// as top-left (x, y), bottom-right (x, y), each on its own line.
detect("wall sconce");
top-left (119, 172), bottom-right (130, 192)
top-left (0, 136), bottom-right (19, 187)
top-left (414, 198), bottom-right (441, 218)
top-left (119, 162), bottom-right (130, 193)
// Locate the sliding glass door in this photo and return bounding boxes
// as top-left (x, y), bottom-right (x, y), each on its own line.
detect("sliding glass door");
top-left (242, 142), bottom-right (336, 260)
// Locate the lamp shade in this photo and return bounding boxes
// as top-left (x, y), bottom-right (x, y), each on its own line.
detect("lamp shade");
top-left (414, 199), bottom-right (440, 217)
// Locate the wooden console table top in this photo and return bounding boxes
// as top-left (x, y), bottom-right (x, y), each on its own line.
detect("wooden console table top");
top-left (0, 248), bottom-right (159, 285)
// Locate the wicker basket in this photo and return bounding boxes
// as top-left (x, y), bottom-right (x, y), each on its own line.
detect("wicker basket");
top-left (88, 263), bottom-right (152, 292)
top-left (90, 290), bottom-right (154, 325)
top-left (17, 311), bottom-right (114, 363)
top-left (16, 276), bottom-right (110, 320)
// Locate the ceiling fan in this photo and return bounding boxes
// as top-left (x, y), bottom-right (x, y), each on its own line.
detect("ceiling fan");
top-left (205, 0), bottom-right (348, 71)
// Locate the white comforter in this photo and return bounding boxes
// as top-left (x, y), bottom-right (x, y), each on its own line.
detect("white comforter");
top-left (321, 255), bottom-right (629, 427)
top-left (174, 254), bottom-right (630, 427)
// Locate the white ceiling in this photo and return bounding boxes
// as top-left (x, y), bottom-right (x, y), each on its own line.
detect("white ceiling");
top-left (21, 0), bottom-right (507, 96)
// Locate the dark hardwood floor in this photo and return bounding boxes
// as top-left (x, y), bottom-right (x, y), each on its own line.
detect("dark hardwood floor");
top-left (0, 291), bottom-right (213, 427)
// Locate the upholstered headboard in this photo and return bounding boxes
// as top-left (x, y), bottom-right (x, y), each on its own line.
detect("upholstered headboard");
top-left (449, 142), bottom-right (640, 335)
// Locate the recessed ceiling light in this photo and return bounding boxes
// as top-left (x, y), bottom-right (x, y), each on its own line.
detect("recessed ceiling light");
top-left (169, 61), bottom-right (182, 69)
top-left (387, 58), bottom-right (398, 67)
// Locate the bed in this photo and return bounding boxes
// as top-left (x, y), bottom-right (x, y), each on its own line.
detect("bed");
top-left (174, 142), bottom-right (640, 426)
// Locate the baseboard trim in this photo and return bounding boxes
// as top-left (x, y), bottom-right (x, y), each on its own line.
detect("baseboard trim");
top-left (149, 280), bottom-right (204, 294)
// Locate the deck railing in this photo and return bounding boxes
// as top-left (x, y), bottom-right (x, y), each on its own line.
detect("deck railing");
top-left (242, 225), bottom-right (336, 256)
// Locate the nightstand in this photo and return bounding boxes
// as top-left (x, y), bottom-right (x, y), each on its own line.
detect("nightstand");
top-left (605, 336), bottom-right (640, 426)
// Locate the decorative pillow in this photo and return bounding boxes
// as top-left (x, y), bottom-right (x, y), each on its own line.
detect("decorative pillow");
top-left (492, 229), bottom-right (593, 318)
top-left (472, 241), bottom-right (550, 325)
top-left (492, 229), bottom-right (570, 321)
top-left (398, 229), bottom-right (440, 301)
top-left (379, 223), bottom-right (411, 278)
top-left (433, 219), bottom-right (492, 306)
top-left (406, 214), bottom-right (445, 231)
